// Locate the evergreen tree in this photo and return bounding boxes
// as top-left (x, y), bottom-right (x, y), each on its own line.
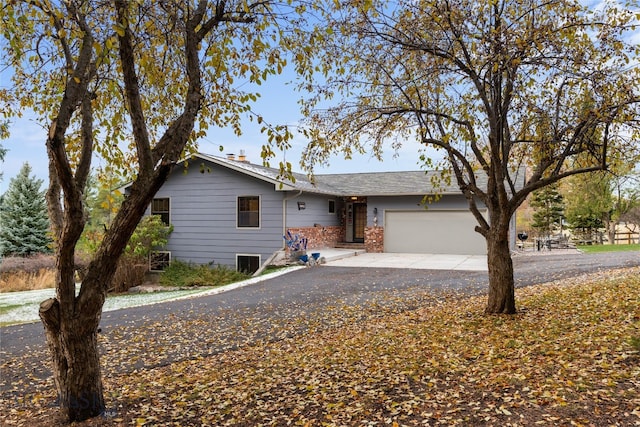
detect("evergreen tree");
top-left (0, 162), bottom-right (51, 256)
top-left (530, 183), bottom-right (565, 238)
top-left (0, 144), bottom-right (6, 207)
top-left (0, 142), bottom-right (6, 183)
top-left (77, 172), bottom-right (124, 256)
top-left (564, 171), bottom-right (613, 243)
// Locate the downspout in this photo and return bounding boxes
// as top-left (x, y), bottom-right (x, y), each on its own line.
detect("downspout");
top-left (282, 190), bottom-right (303, 249)
top-left (254, 189), bottom-right (303, 277)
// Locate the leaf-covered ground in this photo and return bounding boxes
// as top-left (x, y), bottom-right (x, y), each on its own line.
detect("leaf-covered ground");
top-left (2, 267), bottom-right (639, 426)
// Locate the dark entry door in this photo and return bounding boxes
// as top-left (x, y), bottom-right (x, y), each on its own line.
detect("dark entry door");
top-left (353, 203), bottom-right (366, 243)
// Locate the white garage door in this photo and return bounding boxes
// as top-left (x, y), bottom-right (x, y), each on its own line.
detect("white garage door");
top-left (384, 210), bottom-right (487, 255)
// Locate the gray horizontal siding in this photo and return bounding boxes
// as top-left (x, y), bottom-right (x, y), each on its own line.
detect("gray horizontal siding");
top-left (284, 192), bottom-right (341, 228)
top-left (154, 161), bottom-right (285, 268)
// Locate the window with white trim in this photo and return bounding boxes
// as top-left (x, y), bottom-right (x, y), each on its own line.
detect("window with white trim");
top-left (150, 251), bottom-right (171, 272)
top-left (328, 199), bottom-right (336, 214)
top-left (151, 198), bottom-right (170, 226)
top-left (237, 196), bottom-right (260, 228)
top-left (237, 255), bottom-right (260, 274)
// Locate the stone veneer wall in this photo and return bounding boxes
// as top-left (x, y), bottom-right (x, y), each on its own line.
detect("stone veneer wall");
top-left (365, 226), bottom-right (384, 253)
top-left (285, 226), bottom-right (344, 252)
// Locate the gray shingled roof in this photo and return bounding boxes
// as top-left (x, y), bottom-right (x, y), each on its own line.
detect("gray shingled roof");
top-left (314, 171), bottom-right (472, 196)
top-left (197, 153), bottom-right (484, 196)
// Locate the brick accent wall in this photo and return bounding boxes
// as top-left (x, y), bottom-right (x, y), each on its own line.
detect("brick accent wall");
top-left (285, 226), bottom-right (344, 252)
top-left (285, 226), bottom-right (384, 253)
top-left (365, 226), bottom-right (384, 253)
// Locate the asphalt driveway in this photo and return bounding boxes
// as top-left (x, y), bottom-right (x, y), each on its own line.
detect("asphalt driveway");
top-left (1, 250), bottom-right (639, 396)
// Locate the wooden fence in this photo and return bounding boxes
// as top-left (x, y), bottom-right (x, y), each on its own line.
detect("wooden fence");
top-left (614, 231), bottom-right (639, 245)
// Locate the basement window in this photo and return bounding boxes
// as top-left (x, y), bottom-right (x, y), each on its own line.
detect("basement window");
top-left (237, 254), bottom-right (260, 274)
top-left (150, 251), bottom-right (171, 272)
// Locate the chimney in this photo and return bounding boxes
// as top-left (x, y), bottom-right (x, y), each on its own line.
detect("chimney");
top-left (226, 153), bottom-right (235, 160)
top-left (238, 149), bottom-right (247, 163)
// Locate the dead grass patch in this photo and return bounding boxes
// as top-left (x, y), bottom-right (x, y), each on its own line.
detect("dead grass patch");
top-left (0, 254), bottom-right (89, 292)
top-left (0, 269), bottom-right (56, 292)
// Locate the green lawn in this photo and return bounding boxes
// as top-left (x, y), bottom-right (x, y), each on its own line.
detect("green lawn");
top-left (577, 243), bottom-right (640, 253)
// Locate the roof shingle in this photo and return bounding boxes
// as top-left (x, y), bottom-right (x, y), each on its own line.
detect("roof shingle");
top-left (198, 153), bottom-right (486, 196)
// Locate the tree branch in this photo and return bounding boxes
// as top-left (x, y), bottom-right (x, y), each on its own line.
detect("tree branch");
top-left (115, 0), bottom-right (154, 175)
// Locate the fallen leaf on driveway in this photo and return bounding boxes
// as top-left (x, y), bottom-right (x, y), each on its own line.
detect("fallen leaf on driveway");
top-left (1, 267), bottom-right (639, 426)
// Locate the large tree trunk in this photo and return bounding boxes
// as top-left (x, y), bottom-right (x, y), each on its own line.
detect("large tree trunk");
top-left (484, 227), bottom-right (516, 314)
top-left (39, 298), bottom-right (105, 421)
top-left (39, 182), bottom-right (167, 421)
top-left (605, 216), bottom-right (617, 245)
top-left (34, 1), bottom-right (205, 421)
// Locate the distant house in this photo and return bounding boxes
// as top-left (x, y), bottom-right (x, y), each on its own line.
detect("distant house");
top-left (142, 152), bottom-right (519, 273)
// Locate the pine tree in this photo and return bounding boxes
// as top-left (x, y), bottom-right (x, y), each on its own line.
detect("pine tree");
top-left (564, 171), bottom-right (612, 243)
top-left (0, 162), bottom-right (51, 256)
top-left (0, 143), bottom-right (6, 206)
top-left (530, 183), bottom-right (565, 238)
top-left (0, 143), bottom-right (6, 182)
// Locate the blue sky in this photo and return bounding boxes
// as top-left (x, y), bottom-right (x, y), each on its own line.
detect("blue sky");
top-left (0, 68), bottom-right (430, 193)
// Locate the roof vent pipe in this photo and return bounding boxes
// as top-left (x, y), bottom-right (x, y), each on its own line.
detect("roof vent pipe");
top-left (226, 153), bottom-right (235, 160)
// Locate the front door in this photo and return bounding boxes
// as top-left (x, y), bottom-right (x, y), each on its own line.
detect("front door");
top-left (353, 203), bottom-right (366, 243)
